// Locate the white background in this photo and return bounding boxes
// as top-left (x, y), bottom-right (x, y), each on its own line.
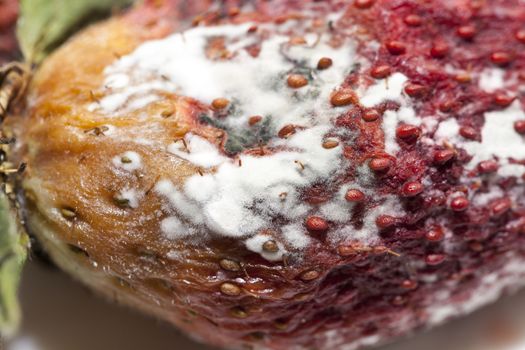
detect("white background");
top-left (7, 261), bottom-right (525, 350)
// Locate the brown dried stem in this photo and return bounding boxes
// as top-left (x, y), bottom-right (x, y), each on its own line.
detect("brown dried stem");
top-left (0, 63), bottom-right (30, 122)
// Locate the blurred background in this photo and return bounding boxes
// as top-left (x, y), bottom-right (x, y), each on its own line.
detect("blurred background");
top-left (6, 261), bottom-right (525, 350)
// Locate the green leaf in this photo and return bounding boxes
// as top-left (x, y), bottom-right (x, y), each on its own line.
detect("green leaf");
top-left (0, 191), bottom-right (28, 339)
top-left (17, 0), bottom-right (134, 65)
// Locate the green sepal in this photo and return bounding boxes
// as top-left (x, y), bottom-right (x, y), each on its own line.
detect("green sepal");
top-left (17, 0), bottom-right (134, 65)
top-left (0, 191), bottom-right (28, 339)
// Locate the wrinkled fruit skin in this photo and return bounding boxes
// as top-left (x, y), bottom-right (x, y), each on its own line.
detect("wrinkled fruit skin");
top-left (7, 1), bottom-right (525, 350)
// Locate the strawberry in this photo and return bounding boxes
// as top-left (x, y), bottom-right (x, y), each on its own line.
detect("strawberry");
top-left (3, 1), bottom-right (525, 350)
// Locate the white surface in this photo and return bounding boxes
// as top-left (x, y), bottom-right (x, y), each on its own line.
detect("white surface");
top-left (7, 261), bottom-right (525, 350)
top-left (90, 18), bottom-right (413, 256)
